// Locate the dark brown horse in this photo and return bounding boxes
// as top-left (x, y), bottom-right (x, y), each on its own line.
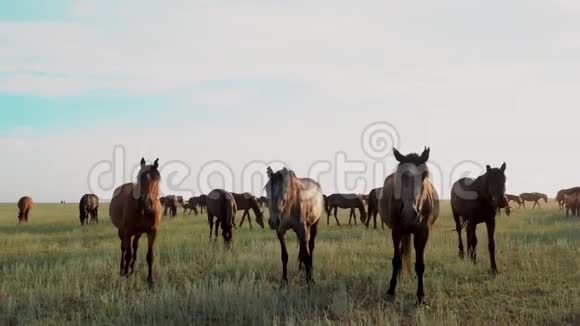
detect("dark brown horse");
top-left (326, 193), bottom-right (367, 226)
top-left (176, 196), bottom-right (184, 208)
top-left (556, 189), bottom-right (566, 211)
top-left (79, 194), bottom-right (99, 225)
top-left (17, 196), bottom-right (33, 224)
top-left (451, 162), bottom-right (507, 274)
top-left (520, 192), bottom-right (548, 209)
top-left (109, 158), bottom-right (161, 287)
top-left (198, 194), bottom-right (208, 213)
top-left (163, 195), bottom-right (179, 218)
top-left (365, 187), bottom-right (384, 229)
top-left (232, 193), bottom-right (265, 229)
top-left (206, 189), bottom-right (237, 247)
top-left (379, 147), bottom-right (439, 306)
top-left (505, 194), bottom-right (522, 208)
top-left (258, 196), bottom-right (268, 207)
top-left (266, 167), bottom-right (324, 286)
top-left (183, 197), bottom-right (200, 216)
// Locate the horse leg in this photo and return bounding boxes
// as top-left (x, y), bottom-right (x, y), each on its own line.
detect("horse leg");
top-left (246, 210), bottom-right (253, 229)
top-left (308, 221), bottom-right (319, 284)
top-left (414, 230), bottom-right (428, 305)
top-left (467, 224), bottom-right (478, 264)
top-left (208, 215), bottom-right (215, 240)
top-left (387, 231), bottom-right (402, 298)
top-left (486, 220), bottom-right (498, 274)
top-left (334, 207), bottom-right (341, 226)
top-left (353, 209), bottom-right (358, 226)
top-left (277, 232), bottom-right (289, 285)
top-left (348, 209), bottom-right (353, 226)
top-left (239, 211), bottom-right (246, 228)
top-left (122, 236), bottom-right (132, 277)
top-left (146, 231), bottom-right (157, 288)
top-left (297, 226), bottom-right (313, 285)
top-left (119, 232), bottom-right (126, 276)
top-left (130, 233), bottom-right (142, 274)
top-left (94, 208), bottom-right (99, 224)
top-left (327, 207), bottom-right (331, 225)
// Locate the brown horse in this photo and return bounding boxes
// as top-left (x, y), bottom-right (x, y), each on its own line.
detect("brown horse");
top-left (326, 193), bottom-right (367, 226)
top-left (379, 147), bottom-right (439, 306)
top-left (183, 197), bottom-right (200, 216)
top-left (163, 195), bottom-right (179, 218)
top-left (79, 194), bottom-right (99, 225)
top-left (556, 189), bottom-right (567, 211)
top-left (109, 158), bottom-right (161, 287)
top-left (17, 196), bottom-right (33, 224)
top-left (176, 196), bottom-right (184, 208)
top-left (451, 162), bottom-right (507, 274)
top-left (232, 193), bottom-right (265, 229)
top-left (266, 167), bottom-right (324, 286)
top-left (565, 192), bottom-right (579, 217)
top-left (206, 189), bottom-right (237, 247)
top-left (505, 194), bottom-right (522, 208)
top-left (365, 187), bottom-right (384, 229)
top-left (520, 192), bottom-right (548, 209)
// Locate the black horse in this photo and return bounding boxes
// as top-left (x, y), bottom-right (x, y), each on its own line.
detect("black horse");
top-left (451, 163), bottom-right (507, 273)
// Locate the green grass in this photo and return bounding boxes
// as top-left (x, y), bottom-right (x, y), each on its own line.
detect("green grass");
top-left (0, 202), bottom-right (578, 325)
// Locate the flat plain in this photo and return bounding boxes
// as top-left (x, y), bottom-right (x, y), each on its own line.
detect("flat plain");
top-left (0, 201), bottom-right (578, 325)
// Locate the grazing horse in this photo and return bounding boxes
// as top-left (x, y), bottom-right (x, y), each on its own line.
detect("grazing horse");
top-left (266, 167), bottom-right (324, 286)
top-left (505, 194), bottom-right (522, 208)
top-left (206, 189), bottom-right (237, 247)
top-left (520, 192), bottom-right (548, 209)
top-left (79, 194), bottom-right (99, 225)
top-left (183, 197), bottom-right (200, 216)
top-left (556, 189), bottom-right (573, 212)
top-left (365, 187), bottom-right (384, 229)
top-left (451, 162), bottom-right (507, 274)
top-left (326, 193), bottom-right (367, 226)
top-left (232, 193), bottom-right (265, 229)
top-left (198, 194), bottom-right (208, 213)
top-left (17, 196), bottom-right (33, 224)
top-left (379, 147), bottom-right (439, 306)
top-left (109, 158), bottom-right (161, 287)
top-left (163, 195), bottom-right (179, 218)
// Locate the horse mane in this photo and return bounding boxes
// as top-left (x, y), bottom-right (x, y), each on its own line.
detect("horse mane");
top-left (281, 170), bottom-right (301, 218)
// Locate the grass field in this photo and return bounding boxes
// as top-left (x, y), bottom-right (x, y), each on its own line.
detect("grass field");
top-left (0, 201), bottom-right (578, 325)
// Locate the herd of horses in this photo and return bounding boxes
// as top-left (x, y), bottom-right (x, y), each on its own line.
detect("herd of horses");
top-left (12, 149), bottom-right (580, 305)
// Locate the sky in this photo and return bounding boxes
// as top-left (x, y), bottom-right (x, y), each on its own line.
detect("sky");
top-left (1, 0), bottom-right (579, 202)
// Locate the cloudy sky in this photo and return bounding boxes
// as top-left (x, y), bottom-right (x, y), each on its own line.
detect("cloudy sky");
top-left (1, 0), bottom-right (579, 202)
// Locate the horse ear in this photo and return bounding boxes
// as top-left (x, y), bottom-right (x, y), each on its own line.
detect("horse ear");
top-left (500, 162), bottom-right (506, 173)
top-left (153, 158), bottom-right (159, 169)
top-left (486, 165), bottom-right (492, 172)
top-left (393, 148), bottom-right (405, 163)
top-left (420, 147), bottom-right (430, 163)
top-left (267, 167), bottom-right (274, 178)
top-left (140, 158), bottom-right (146, 168)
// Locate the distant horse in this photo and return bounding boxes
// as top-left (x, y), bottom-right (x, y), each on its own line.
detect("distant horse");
top-left (79, 194), bottom-right (99, 225)
top-left (176, 196), bottom-right (184, 208)
top-left (206, 189), bottom-right (237, 247)
top-left (496, 196), bottom-right (512, 217)
top-left (258, 196), bottom-right (268, 208)
top-left (183, 197), bottom-right (200, 216)
top-left (326, 193), bottom-right (367, 226)
top-left (505, 194), bottom-right (522, 208)
top-left (266, 167), bottom-right (324, 286)
top-left (17, 196), bottom-right (33, 224)
top-left (565, 187), bottom-right (580, 217)
top-left (379, 147), bottom-right (439, 306)
top-left (109, 158), bottom-right (161, 287)
top-left (198, 194), bottom-right (208, 213)
top-left (163, 195), bottom-right (179, 218)
top-left (520, 192), bottom-right (548, 209)
top-left (451, 162), bottom-right (507, 274)
top-left (556, 189), bottom-right (570, 211)
top-left (232, 193), bottom-right (265, 229)
top-left (365, 187), bottom-right (384, 229)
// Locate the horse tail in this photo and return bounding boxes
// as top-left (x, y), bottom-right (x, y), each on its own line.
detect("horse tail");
top-left (400, 234), bottom-right (412, 274)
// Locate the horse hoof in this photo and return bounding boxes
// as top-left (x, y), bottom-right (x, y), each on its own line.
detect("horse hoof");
top-left (148, 280), bottom-right (155, 289)
top-left (416, 301), bottom-right (429, 309)
top-left (386, 293), bottom-right (396, 302)
top-left (279, 280), bottom-right (288, 289)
